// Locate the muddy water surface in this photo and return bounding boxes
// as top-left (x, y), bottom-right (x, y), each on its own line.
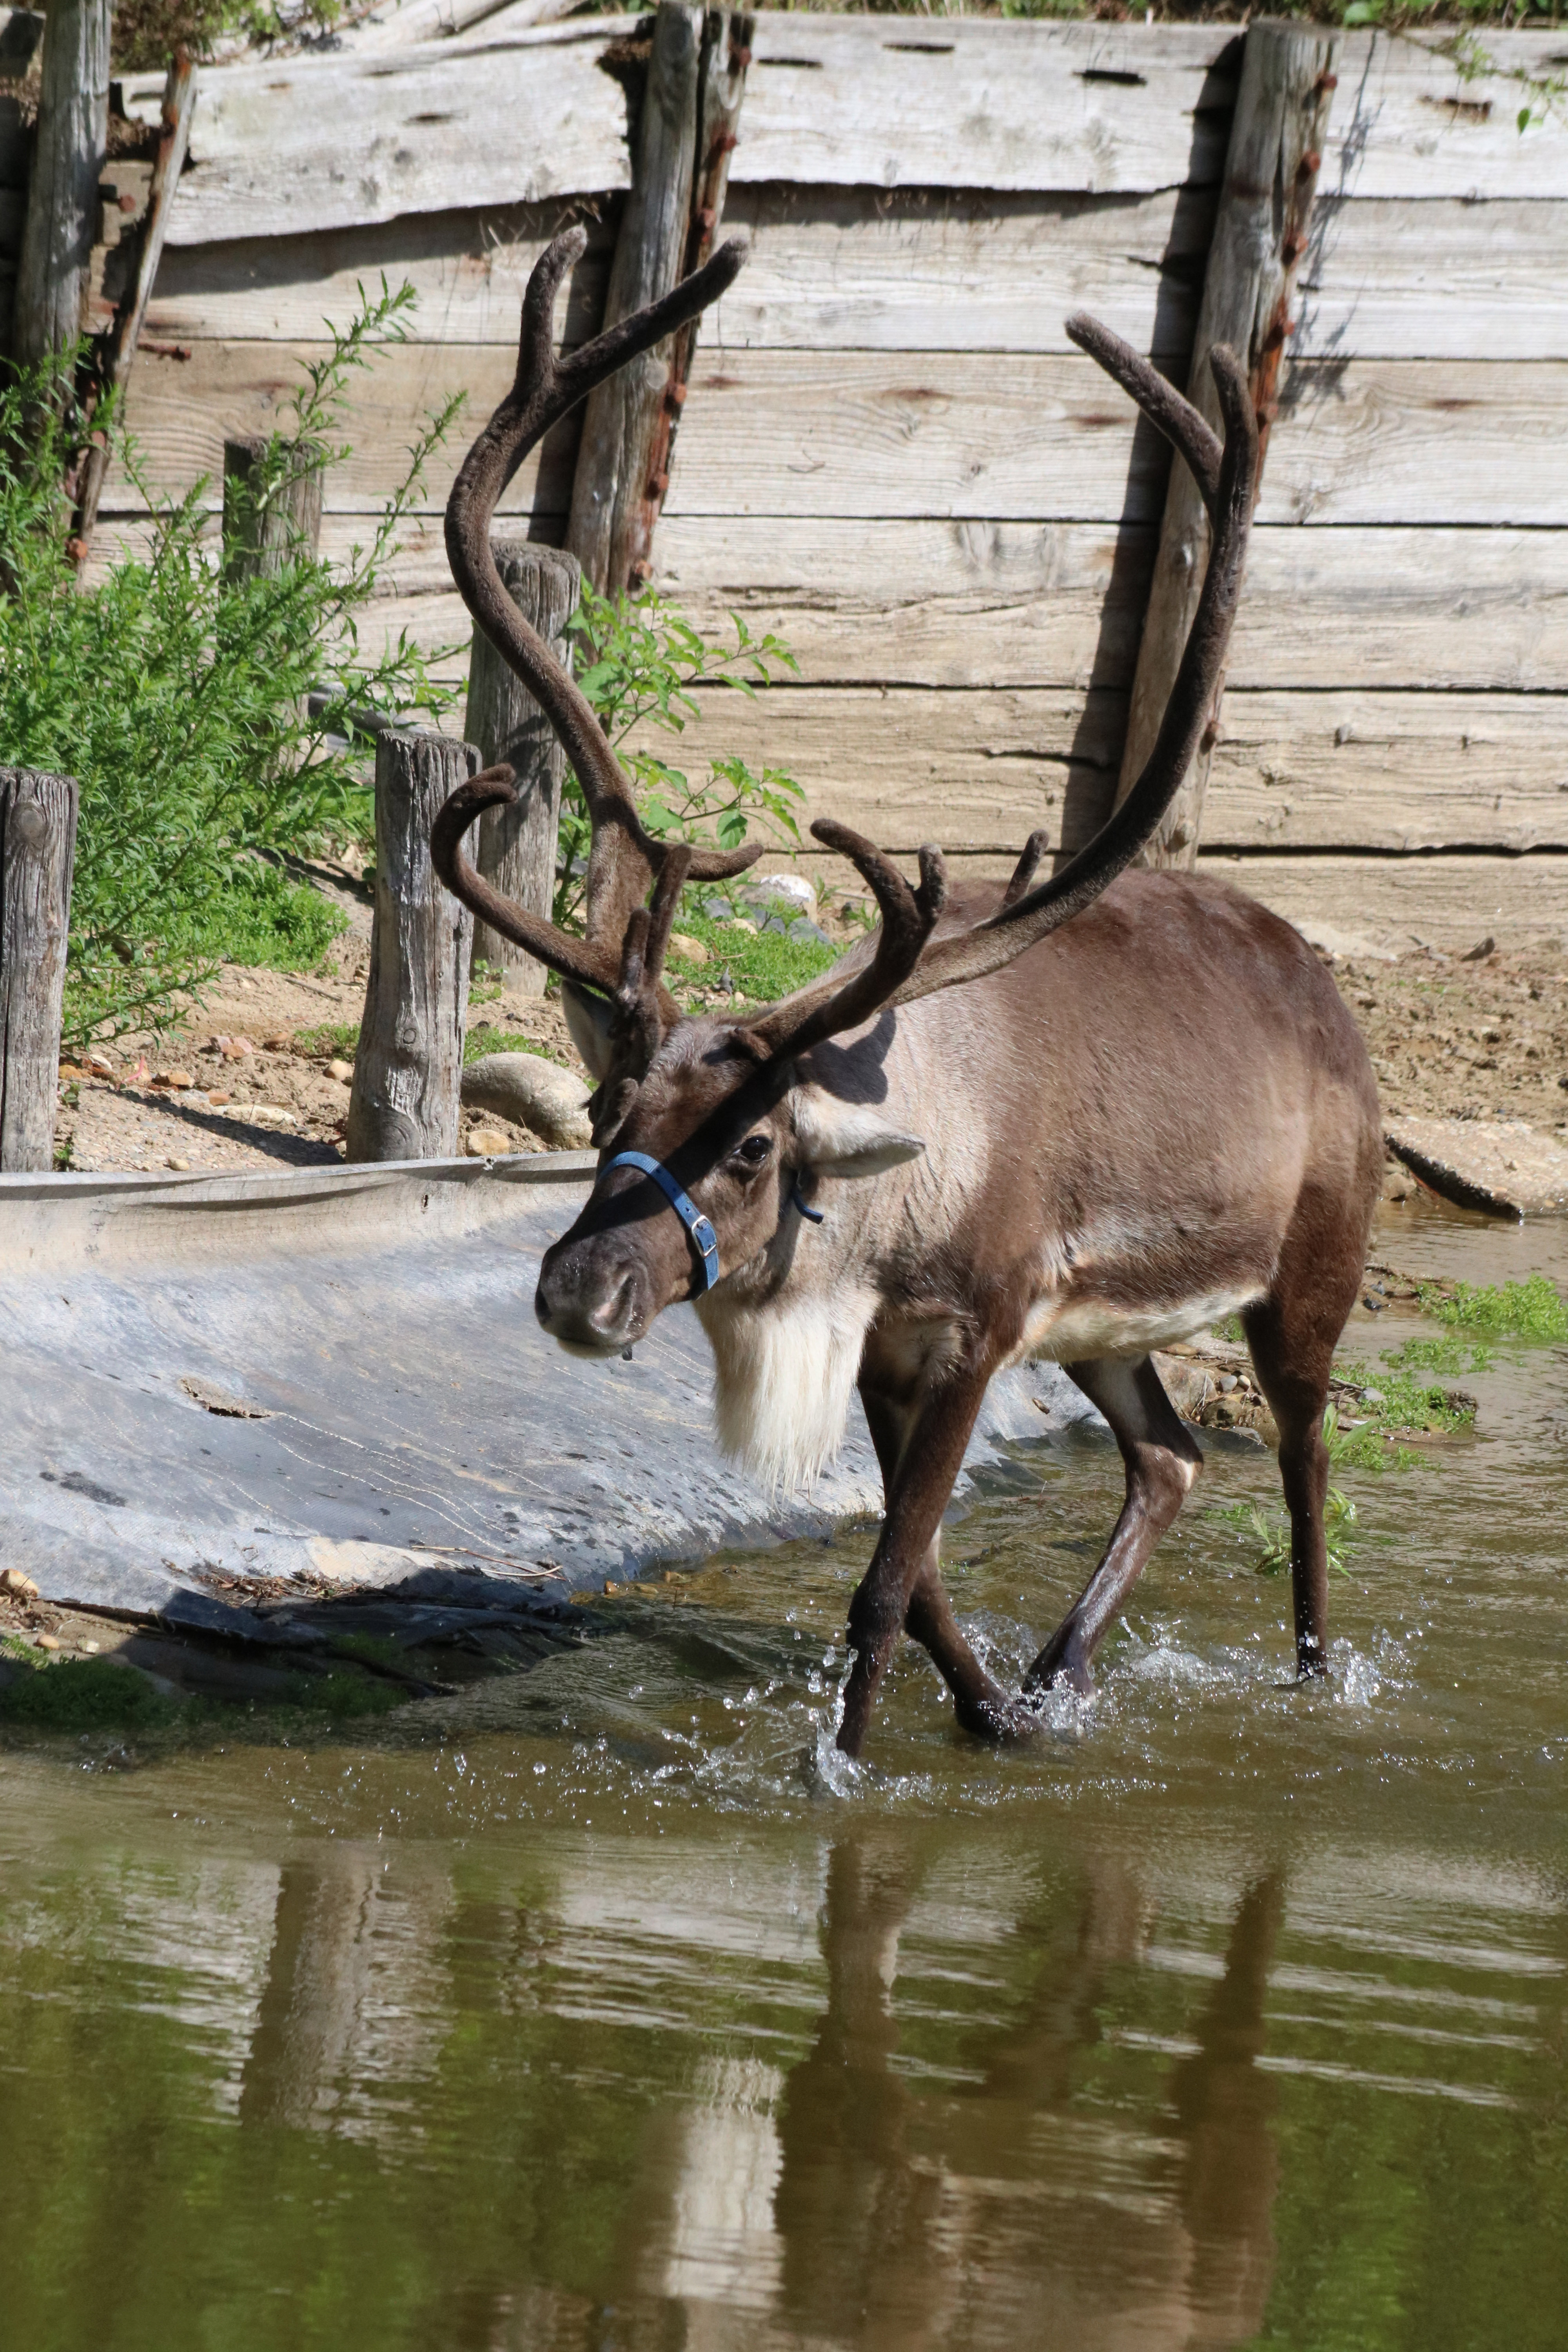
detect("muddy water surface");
top-left (2, 1204), bottom-right (1566, 2352)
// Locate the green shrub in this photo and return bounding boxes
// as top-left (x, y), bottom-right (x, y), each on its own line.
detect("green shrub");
top-left (0, 281), bottom-right (460, 1047)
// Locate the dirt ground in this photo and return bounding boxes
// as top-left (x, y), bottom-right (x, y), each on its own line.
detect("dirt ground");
top-left (50, 902), bottom-right (1568, 1181)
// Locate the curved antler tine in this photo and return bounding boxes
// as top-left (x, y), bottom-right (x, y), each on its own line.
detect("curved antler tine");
top-left (444, 230), bottom-right (756, 994)
top-left (732, 820), bottom-right (946, 1064)
top-left (1001, 828), bottom-right (1051, 910)
top-left (431, 768), bottom-right (621, 995)
top-left (642, 842), bottom-right (693, 996)
top-left (1066, 311), bottom-right (1223, 518)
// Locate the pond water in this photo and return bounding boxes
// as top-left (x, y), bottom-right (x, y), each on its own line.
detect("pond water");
top-left (2, 1203), bottom-right (1565, 2352)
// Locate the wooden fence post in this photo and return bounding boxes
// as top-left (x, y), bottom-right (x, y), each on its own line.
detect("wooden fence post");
top-left (1113, 18), bottom-right (1338, 869)
top-left (72, 51), bottom-right (198, 558)
top-left (345, 729), bottom-right (478, 1164)
top-left (463, 539), bottom-right (581, 989)
top-left (1, 767), bottom-right (79, 1174)
top-left (11, 0), bottom-right (110, 372)
top-left (221, 433), bottom-right (325, 583)
top-left (567, 2), bottom-right (752, 595)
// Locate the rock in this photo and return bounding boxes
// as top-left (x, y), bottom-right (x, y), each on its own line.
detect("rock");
top-left (462, 1053), bottom-right (593, 1149)
top-left (1385, 1118), bottom-right (1568, 1219)
top-left (207, 1091), bottom-right (232, 1107)
top-left (465, 1127), bottom-right (513, 1158)
top-left (86, 1052), bottom-right (113, 1077)
top-left (152, 1067), bottom-right (194, 1090)
top-left (328, 1058), bottom-right (354, 1082)
top-left (1460, 935), bottom-right (1496, 962)
top-left (263, 1033), bottom-right (291, 1050)
top-left (36, 1634), bottom-right (60, 1652)
top-left (666, 931), bottom-right (710, 967)
top-left (245, 1104), bottom-right (297, 1129)
top-left (1362, 1388), bottom-right (1386, 1406)
top-left (742, 872), bottom-right (817, 920)
top-left (166, 1157), bottom-right (190, 1172)
top-left (0, 1570), bottom-right (39, 1599)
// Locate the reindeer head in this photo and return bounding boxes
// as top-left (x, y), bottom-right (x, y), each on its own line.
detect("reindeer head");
top-left (432, 231), bottom-right (1259, 1361)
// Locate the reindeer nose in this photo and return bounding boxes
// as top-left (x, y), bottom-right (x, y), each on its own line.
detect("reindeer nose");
top-left (536, 1241), bottom-right (647, 1354)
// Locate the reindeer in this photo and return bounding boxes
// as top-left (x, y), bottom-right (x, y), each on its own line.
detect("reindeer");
top-left (432, 229), bottom-right (1382, 1759)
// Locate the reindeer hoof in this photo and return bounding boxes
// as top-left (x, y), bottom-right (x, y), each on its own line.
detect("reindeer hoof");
top-left (955, 1688), bottom-right (1044, 1745)
top-left (1022, 1638), bottom-right (1095, 1699)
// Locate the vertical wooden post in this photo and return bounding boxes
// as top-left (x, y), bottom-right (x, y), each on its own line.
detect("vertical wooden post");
top-left (567, 3), bottom-right (751, 595)
top-left (345, 729), bottom-right (478, 1164)
top-left (1, 766), bottom-right (79, 1174)
top-left (1113, 19), bottom-right (1338, 869)
top-left (72, 51), bottom-right (198, 559)
top-left (463, 540), bottom-right (581, 989)
top-left (221, 433), bottom-right (325, 584)
top-left (11, 0), bottom-right (111, 372)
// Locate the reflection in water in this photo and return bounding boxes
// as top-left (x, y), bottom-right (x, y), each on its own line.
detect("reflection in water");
top-left (768, 1837), bottom-right (1283, 2352)
top-left (240, 1849), bottom-right (452, 2137)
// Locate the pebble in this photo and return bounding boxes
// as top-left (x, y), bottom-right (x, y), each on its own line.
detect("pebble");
top-left (1362, 1387), bottom-right (1386, 1406)
top-left (36, 1634), bottom-right (60, 1652)
top-left (245, 1104), bottom-right (297, 1128)
top-left (166, 1156), bottom-right (190, 1171)
top-left (328, 1058), bottom-right (354, 1082)
top-left (465, 1127), bottom-right (513, 1158)
top-left (152, 1068), bottom-right (195, 1091)
top-left (667, 931), bottom-right (710, 967)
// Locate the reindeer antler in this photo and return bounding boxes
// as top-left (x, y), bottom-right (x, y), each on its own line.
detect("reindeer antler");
top-left (730, 318), bottom-right (1259, 1061)
top-left (434, 227), bottom-right (759, 1011)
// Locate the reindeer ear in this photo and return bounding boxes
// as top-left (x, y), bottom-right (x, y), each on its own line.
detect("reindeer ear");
top-left (793, 1092), bottom-right (926, 1180)
top-left (562, 981), bottom-right (617, 1082)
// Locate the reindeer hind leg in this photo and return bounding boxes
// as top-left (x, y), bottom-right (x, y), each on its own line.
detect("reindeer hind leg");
top-left (1025, 1356), bottom-right (1203, 1697)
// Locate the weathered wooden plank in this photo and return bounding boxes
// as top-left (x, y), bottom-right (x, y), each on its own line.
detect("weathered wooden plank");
top-left (1205, 690), bottom-right (1568, 854)
top-left (1325, 29), bottom-right (1568, 201)
top-left (1262, 360), bottom-right (1568, 528)
top-left (1196, 852), bottom-right (1568, 956)
top-left (1117, 17), bottom-right (1338, 867)
top-left (103, 339), bottom-right (576, 516)
top-left (274, 517), bottom-right (1568, 702)
top-left (137, 185), bottom-right (1568, 365)
top-left (1300, 199), bottom-right (1568, 364)
top-left (122, 20), bottom-right (637, 246)
top-left (622, 682), bottom-right (1567, 859)
top-left (140, 204), bottom-right (613, 347)
top-left (138, 187), bottom-right (1211, 354)
top-left (344, 0), bottom-right (580, 53)
top-left (731, 15), bottom-right (1240, 193)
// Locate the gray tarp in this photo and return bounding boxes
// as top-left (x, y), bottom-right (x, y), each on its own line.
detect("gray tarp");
top-left (1, 1155), bottom-right (1096, 1632)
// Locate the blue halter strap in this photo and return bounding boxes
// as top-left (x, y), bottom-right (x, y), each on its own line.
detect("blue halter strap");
top-left (602, 1151), bottom-right (721, 1295)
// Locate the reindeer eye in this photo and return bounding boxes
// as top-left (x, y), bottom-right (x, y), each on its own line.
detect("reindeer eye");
top-left (732, 1133), bottom-right (772, 1172)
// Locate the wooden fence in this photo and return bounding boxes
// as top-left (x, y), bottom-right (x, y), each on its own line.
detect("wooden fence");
top-left (7, 9), bottom-right (1568, 952)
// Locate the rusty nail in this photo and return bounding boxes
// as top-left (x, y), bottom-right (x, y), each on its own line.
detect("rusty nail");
top-left (118, 190), bottom-right (138, 213)
top-left (648, 470), bottom-right (670, 498)
top-left (1314, 71), bottom-right (1338, 94)
top-left (1281, 229), bottom-right (1305, 263)
top-left (1298, 149), bottom-right (1321, 177)
top-left (629, 559), bottom-right (653, 585)
top-left (731, 45), bottom-right (751, 68)
top-left (665, 380), bottom-right (688, 412)
top-left (1263, 318), bottom-right (1287, 350)
top-left (716, 132), bottom-right (738, 154)
top-left (696, 204), bottom-right (716, 234)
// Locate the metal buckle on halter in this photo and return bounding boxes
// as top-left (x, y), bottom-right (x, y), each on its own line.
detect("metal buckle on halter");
top-left (601, 1151), bottom-right (721, 1294)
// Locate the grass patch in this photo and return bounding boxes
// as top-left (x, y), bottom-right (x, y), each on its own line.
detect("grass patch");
top-left (0, 1656), bottom-right (181, 1734)
top-left (670, 903), bottom-right (840, 1005)
top-left (1419, 1274), bottom-right (1568, 1344)
top-left (463, 1029), bottom-right (561, 1067)
top-left (191, 862), bottom-right (349, 975)
top-left (294, 1020), bottom-right (360, 1060)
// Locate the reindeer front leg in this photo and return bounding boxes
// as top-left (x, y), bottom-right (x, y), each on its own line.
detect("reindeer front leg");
top-left (842, 1365), bottom-right (1029, 1755)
